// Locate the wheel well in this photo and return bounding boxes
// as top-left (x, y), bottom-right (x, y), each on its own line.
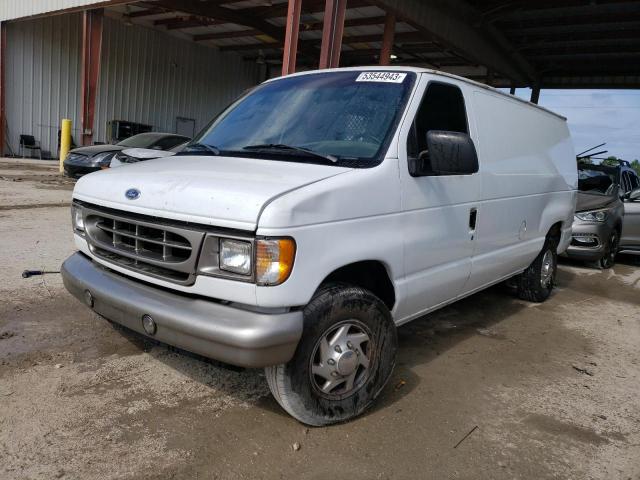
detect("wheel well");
top-left (548, 222), bottom-right (562, 243)
top-left (321, 261), bottom-right (395, 310)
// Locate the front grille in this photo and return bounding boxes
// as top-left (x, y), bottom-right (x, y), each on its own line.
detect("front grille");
top-left (83, 206), bottom-right (205, 285)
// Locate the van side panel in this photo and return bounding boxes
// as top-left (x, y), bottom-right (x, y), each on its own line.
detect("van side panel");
top-left (463, 90), bottom-right (577, 292)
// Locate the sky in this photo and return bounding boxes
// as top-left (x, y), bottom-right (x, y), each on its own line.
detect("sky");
top-left (507, 89), bottom-right (640, 162)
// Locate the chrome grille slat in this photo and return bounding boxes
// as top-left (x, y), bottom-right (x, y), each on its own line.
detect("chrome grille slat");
top-left (95, 222), bottom-right (191, 250)
top-left (82, 206), bottom-right (206, 286)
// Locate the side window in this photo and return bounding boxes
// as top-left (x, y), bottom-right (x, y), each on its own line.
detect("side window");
top-left (622, 171), bottom-right (632, 194)
top-left (629, 171), bottom-right (639, 190)
top-left (407, 82), bottom-right (468, 160)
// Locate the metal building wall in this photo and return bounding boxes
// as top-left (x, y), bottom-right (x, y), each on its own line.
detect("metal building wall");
top-left (4, 13), bottom-right (83, 157)
top-left (0, 0), bottom-right (104, 21)
top-left (95, 15), bottom-right (260, 142)
top-left (4, 12), bottom-right (261, 157)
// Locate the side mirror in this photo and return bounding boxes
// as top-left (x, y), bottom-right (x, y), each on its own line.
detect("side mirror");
top-left (409, 131), bottom-right (479, 177)
top-left (629, 188), bottom-right (640, 201)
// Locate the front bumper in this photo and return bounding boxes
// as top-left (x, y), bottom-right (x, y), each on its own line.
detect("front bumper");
top-left (63, 162), bottom-right (100, 178)
top-left (61, 252), bottom-right (303, 368)
top-left (563, 221), bottom-right (611, 261)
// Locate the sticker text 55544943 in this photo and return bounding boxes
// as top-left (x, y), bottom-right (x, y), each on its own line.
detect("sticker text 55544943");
top-left (355, 72), bottom-right (407, 83)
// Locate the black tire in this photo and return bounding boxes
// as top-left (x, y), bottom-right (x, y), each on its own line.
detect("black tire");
top-left (265, 283), bottom-right (397, 426)
top-left (599, 230), bottom-right (619, 269)
top-left (516, 236), bottom-right (558, 303)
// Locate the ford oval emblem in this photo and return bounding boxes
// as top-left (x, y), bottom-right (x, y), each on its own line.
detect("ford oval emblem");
top-left (125, 188), bottom-right (140, 200)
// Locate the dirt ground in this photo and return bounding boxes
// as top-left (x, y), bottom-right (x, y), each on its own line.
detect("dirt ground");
top-left (1, 159), bottom-right (640, 480)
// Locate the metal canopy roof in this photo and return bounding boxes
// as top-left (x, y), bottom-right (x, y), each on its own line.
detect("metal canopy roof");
top-left (105, 0), bottom-right (640, 89)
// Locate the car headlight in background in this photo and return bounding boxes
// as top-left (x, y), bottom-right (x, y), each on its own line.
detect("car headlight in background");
top-left (219, 239), bottom-right (252, 275)
top-left (575, 209), bottom-right (608, 222)
top-left (256, 238), bottom-right (295, 286)
top-left (90, 152), bottom-right (116, 168)
top-left (71, 204), bottom-right (85, 233)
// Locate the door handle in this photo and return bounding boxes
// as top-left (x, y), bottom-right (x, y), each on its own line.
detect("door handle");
top-left (469, 208), bottom-right (477, 240)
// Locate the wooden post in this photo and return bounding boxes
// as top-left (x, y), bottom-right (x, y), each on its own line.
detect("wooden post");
top-left (80, 9), bottom-right (103, 146)
top-left (379, 13), bottom-right (395, 66)
top-left (281, 0), bottom-right (302, 76)
top-left (319, 0), bottom-right (347, 69)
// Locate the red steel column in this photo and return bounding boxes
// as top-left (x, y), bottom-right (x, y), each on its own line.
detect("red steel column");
top-left (379, 13), bottom-right (395, 66)
top-left (80, 9), bottom-right (104, 146)
top-left (319, 0), bottom-right (347, 69)
top-left (281, 0), bottom-right (302, 76)
top-left (0, 22), bottom-right (6, 156)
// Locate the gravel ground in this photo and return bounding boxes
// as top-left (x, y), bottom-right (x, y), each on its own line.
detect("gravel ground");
top-left (1, 159), bottom-right (639, 480)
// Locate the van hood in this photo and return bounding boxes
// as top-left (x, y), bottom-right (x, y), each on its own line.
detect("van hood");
top-left (73, 155), bottom-right (350, 230)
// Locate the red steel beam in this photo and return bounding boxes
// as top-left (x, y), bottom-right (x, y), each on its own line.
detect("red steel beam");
top-left (282, 0), bottom-right (302, 76)
top-left (319, 0), bottom-right (347, 69)
top-left (0, 22), bottom-right (6, 156)
top-left (80, 9), bottom-right (104, 146)
top-left (379, 12), bottom-right (395, 65)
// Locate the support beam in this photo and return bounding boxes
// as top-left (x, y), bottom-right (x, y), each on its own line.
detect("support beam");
top-left (530, 85), bottom-right (540, 104)
top-left (0, 22), bottom-right (6, 156)
top-left (319, 0), bottom-right (347, 69)
top-left (379, 13), bottom-right (396, 66)
top-left (155, 0), bottom-right (284, 42)
top-left (194, 29), bottom-right (262, 42)
top-left (80, 9), bottom-right (104, 146)
top-left (509, 85), bottom-right (516, 95)
top-left (368, 0), bottom-right (537, 85)
top-left (282, 0), bottom-right (302, 76)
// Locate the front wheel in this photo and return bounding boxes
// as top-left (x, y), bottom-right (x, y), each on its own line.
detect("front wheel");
top-left (265, 283), bottom-right (397, 426)
top-left (517, 237), bottom-right (558, 303)
top-left (599, 230), bottom-right (619, 269)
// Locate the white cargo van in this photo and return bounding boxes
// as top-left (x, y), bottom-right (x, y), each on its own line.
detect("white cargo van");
top-left (62, 67), bottom-right (577, 425)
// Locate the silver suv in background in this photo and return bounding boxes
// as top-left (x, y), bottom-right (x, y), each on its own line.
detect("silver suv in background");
top-left (565, 160), bottom-right (639, 268)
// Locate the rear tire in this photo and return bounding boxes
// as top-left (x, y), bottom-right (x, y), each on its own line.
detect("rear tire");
top-left (599, 230), bottom-right (619, 269)
top-left (517, 236), bottom-right (558, 303)
top-left (265, 283), bottom-right (397, 426)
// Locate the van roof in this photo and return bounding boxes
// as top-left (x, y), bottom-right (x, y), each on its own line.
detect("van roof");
top-left (269, 66), bottom-right (567, 122)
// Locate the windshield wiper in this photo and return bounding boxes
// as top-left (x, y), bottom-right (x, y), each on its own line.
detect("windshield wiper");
top-left (243, 144), bottom-right (337, 163)
top-left (181, 142), bottom-right (221, 155)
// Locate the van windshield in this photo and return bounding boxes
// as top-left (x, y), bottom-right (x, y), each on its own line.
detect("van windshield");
top-left (189, 71), bottom-right (416, 167)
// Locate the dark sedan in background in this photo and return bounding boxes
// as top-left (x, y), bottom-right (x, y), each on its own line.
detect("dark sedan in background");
top-left (63, 132), bottom-right (189, 177)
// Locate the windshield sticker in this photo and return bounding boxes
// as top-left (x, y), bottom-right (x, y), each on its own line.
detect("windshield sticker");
top-left (356, 72), bottom-right (407, 83)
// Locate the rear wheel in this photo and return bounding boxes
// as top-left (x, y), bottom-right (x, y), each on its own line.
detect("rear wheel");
top-left (517, 236), bottom-right (558, 303)
top-left (599, 230), bottom-right (619, 269)
top-left (265, 283), bottom-right (397, 426)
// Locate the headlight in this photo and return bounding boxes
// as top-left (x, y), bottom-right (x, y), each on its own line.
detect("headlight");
top-left (91, 152), bottom-right (116, 167)
top-left (71, 204), bottom-right (84, 232)
top-left (575, 209), bottom-right (608, 222)
top-left (219, 239), bottom-right (252, 275)
top-left (198, 236), bottom-right (295, 285)
top-left (256, 238), bottom-right (295, 286)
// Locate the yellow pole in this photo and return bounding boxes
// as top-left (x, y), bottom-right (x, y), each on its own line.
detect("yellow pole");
top-left (59, 119), bottom-right (72, 174)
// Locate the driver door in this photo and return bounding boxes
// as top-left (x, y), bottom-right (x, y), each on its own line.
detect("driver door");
top-left (395, 76), bottom-right (481, 322)
top-left (621, 171), bottom-right (640, 249)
